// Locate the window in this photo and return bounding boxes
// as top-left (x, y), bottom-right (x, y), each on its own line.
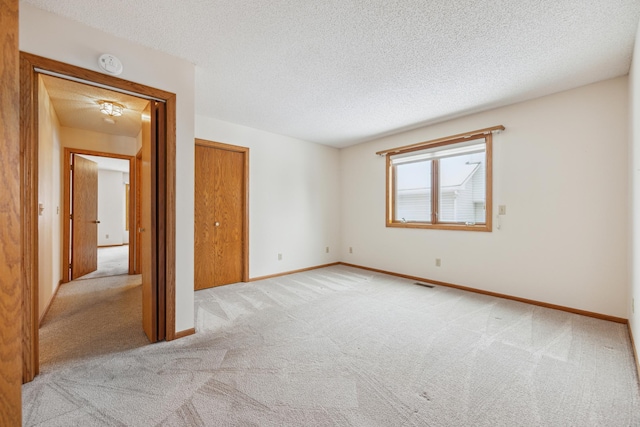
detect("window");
top-left (382, 127), bottom-right (501, 231)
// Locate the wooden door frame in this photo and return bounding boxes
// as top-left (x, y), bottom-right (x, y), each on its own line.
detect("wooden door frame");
top-left (62, 148), bottom-right (136, 283)
top-left (20, 52), bottom-right (178, 383)
top-left (195, 139), bottom-right (250, 282)
top-left (1, 0), bottom-right (22, 423)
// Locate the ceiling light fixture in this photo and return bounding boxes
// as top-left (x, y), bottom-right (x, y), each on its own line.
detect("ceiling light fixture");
top-left (99, 101), bottom-right (124, 117)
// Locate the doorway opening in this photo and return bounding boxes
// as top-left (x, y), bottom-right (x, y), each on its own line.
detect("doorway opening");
top-left (63, 149), bottom-right (136, 282)
top-left (20, 52), bottom-right (178, 383)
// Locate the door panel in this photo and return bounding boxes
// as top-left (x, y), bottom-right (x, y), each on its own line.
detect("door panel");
top-left (141, 102), bottom-right (156, 342)
top-left (194, 144), bottom-right (245, 290)
top-left (214, 150), bottom-right (244, 285)
top-left (194, 145), bottom-right (216, 290)
top-left (135, 149), bottom-right (142, 274)
top-left (71, 154), bottom-right (98, 279)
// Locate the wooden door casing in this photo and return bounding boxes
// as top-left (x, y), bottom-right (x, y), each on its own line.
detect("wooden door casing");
top-left (71, 154), bottom-right (98, 279)
top-left (0, 0), bottom-right (23, 423)
top-left (194, 141), bottom-right (249, 290)
top-left (21, 52), bottom-right (179, 384)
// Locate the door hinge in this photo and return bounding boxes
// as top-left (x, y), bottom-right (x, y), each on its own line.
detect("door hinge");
top-left (69, 263), bottom-right (72, 269)
top-left (70, 164), bottom-right (74, 171)
top-left (70, 214), bottom-right (73, 220)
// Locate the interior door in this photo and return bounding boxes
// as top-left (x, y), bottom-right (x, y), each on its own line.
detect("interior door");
top-left (195, 143), bottom-right (245, 290)
top-left (135, 149), bottom-right (142, 274)
top-left (71, 154), bottom-right (99, 279)
top-left (140, 102), bottom-right (156, 342)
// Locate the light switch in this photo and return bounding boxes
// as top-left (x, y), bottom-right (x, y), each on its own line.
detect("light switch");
top-left (498, 205), bottom-right (506, 215)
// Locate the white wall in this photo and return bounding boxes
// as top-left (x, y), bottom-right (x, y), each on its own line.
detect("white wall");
top-left (629, 21), bottom-right (640, 357)
top-left (97, 169), bottom-right (127, 246)
top-left (37, 77), bottom-right (62, 321)
top-left (21, 3), bottom-right (196, 333)
top-left (61, 127), bottom-right (138, 157)
top-left (196, 116), bottom-right (341, 278)
top-left (341, 76), bottom-right (629, 318)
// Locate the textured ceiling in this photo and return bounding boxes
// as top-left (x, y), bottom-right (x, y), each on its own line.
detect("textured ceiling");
top-left (25, 1), bottom-right (640, 147)
top-left (40, 74), bottom-right (148, 138)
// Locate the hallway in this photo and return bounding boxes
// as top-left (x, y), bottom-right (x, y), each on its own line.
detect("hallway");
top-left (76, 245), bottom-right (130, 281)
top-left (37, 274), bottom-right (146, 373)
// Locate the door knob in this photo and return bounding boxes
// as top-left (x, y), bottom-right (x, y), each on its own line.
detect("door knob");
top-left (94, 220), bottom-right (101, 224)
top-left (215, 222), bottom-right (220, 227)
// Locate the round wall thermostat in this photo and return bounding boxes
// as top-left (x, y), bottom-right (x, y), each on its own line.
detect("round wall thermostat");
top-left (98, 54), bottom-right (123, 75)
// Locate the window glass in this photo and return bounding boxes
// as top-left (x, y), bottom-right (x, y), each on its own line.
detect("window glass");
top-left (438, 151), bottom-right (485, 224)
top-left (395, 160), bottom-right (431, 222)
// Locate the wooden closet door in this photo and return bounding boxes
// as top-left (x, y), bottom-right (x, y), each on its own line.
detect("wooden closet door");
top-left (195, 144), bottom-right (245, 290)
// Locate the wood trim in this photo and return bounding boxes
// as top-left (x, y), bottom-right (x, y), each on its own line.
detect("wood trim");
top-left (386, 222), bottom-right (491, 232)
top-left (163, 95), bottom-right (177, 340)
top-left (339, 263), bottom-right (628, 324)
top-left (376, 125), bottom-right (505, 156)
top-left (21, 52), bottom-right (180, 381)
top-left (62, 150), bottom-right (71, 283)
top-left (62, 148), bottom-right (135, 282)
top-left (155, 101), bottom-right (167, 341)
top-left (164, 98), bottom-right (176, 341)
top-left (628, 324), bottom-right (640, 384)
top-left (250, 263), bottom-right (340, 282)
top-left (485, 132), bottom-right (493, 231)
top-left (21, 52), bottom-right (175, 102)
top-left (38, 280), bottom-right (62, 326)
top-left (195, 139), bottom-right (249, 153)
top-left (20, 50), bottom-right (40, 383)
top-left (194, 139), bottom-right (250, 283)
top-left (432, 157), bottom-right (439, 223)
top-left (173, 327), bottom-right (196, 340)
top-left (386, 154), bottom-right (392, 227)
top-left (0, 0), bottom-right (22, 423)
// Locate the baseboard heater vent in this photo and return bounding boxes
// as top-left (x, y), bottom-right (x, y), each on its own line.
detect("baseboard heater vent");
top-left (414, 282), bottom-right (435, 288)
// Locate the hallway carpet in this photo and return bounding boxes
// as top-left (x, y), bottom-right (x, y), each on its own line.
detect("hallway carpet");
top-left (78, 245), bottom-right (129, 280)
top-left (23, 265), bottom-right (640, 426)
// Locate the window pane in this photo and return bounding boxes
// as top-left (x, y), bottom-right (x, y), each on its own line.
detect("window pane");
top-left (395, 161), bottom-right (431, 222)
top-left (438, 151), bottom-right (485, 223)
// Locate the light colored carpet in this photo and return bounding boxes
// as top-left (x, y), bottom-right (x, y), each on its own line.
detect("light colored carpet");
top-left (77, 245), bottom-right (129, 280)
top-left (23, 265), bottom-right (640, 426)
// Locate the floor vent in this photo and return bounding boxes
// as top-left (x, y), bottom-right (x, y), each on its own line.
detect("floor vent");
top-left (414, 282), bottom-right (435, 288)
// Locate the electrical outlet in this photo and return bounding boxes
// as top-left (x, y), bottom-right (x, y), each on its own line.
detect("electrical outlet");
top-left (278, 253), bottom-right (282, 261)
top-left (349, 247), bottom-right (353, 254)
top-left (106, 234), bottom-right (109, 239)
top-left (326, 246), bottom-right (329, 253)
top-left (435, 258), bottom-right (441, 267)
top-left (498, 205), bottom-right (507, 215)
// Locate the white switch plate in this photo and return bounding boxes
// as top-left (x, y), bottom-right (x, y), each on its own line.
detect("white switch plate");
top-left (498, 205), bottom-right (507, 215)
